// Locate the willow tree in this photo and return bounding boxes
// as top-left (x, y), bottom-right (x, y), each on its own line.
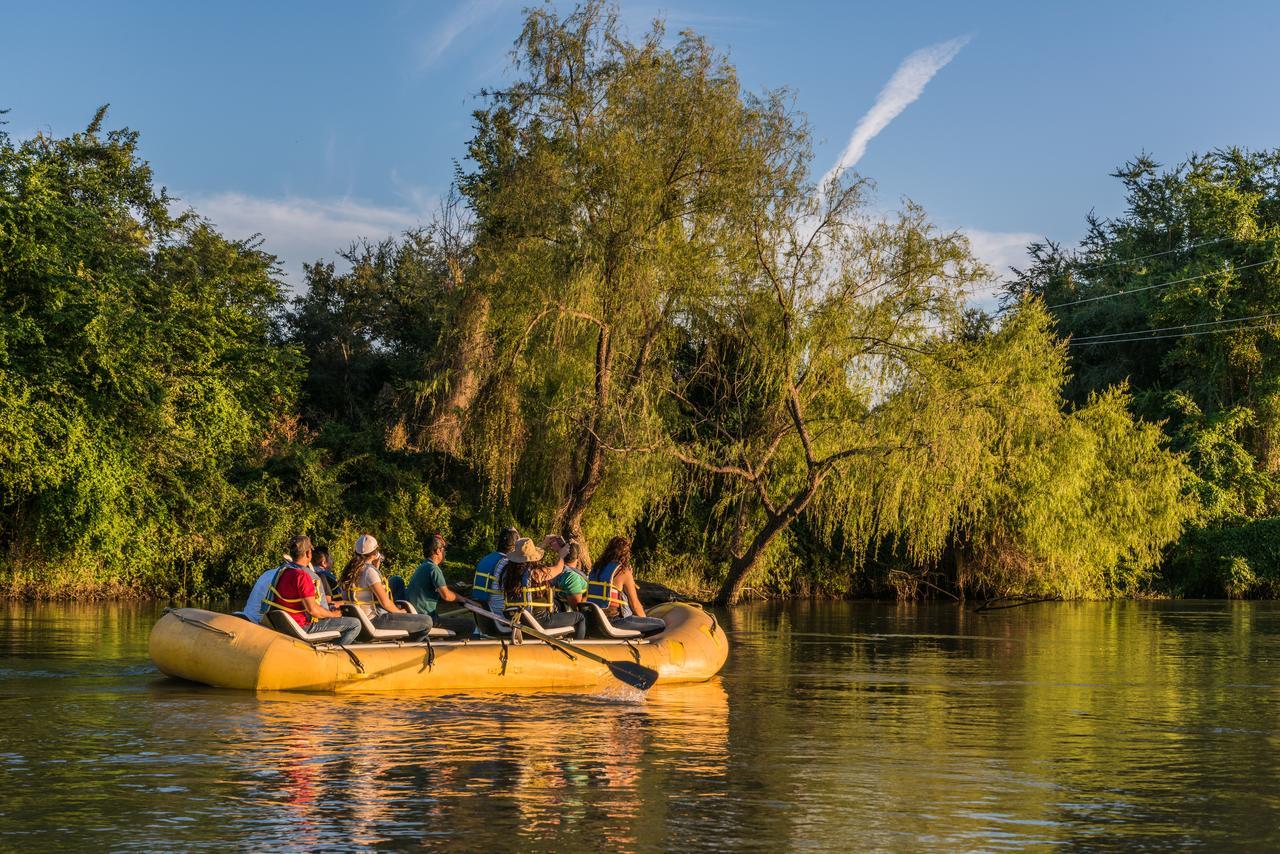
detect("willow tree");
top-left (669, 164), bottom-right (1001, 603)
top-left (458, 1), bottom-right (801, 552)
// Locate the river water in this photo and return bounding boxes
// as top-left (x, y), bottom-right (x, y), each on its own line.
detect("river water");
top-left (1, 600), bottom-right (1278, 850)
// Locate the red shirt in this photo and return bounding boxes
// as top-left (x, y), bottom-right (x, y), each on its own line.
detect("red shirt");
top-left (271, 566), bottom-right (317, 627)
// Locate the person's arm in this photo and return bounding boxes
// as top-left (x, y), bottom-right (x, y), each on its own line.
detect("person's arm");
top-left (303, 594), bottom-right (343, 620)
top-left (619, 568), bottom-right (646, 618)
top-left (371, 576), bottom-right (404, 613)
top-left (437, 584), bottom-right (459, 603)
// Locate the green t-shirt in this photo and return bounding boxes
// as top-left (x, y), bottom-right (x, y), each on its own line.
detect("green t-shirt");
top-left (406, 559), bottom-right (449, 616)
top-left (554, 566), bottom-right (588, 599)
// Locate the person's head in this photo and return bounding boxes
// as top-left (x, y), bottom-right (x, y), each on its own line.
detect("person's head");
top-left (596, 536), bottom-right (631, 571)
top-left (340, 534), bottom-right (380, 589)
top-left (313, 545), bottom-right (331, 570)
top-left (563, 540), bottom-right (582, 568)
top-left (424, 533), bottom-right (447, 563)
top-left (501, 537), bottom-right (545, 600)
top-left (288, 535), bottom-right (313, 566)
top-left (496, 526), bottom-right (520, 554)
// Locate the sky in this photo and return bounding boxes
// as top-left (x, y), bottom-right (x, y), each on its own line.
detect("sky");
top-left (5, 0), bottom-right (1280, 295)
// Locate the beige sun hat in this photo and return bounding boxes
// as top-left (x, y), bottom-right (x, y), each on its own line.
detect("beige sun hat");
top-left (506, 537), bottom-right (545, 564)
top-left (354, 533), bottom-right (379, 556)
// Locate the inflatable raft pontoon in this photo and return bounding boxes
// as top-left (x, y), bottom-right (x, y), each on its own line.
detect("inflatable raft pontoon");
top-left (149, 602), bottom-right (727, 692)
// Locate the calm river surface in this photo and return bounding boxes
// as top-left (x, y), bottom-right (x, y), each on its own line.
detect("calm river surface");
top-left (2, 600), bottom-right (1279, 850)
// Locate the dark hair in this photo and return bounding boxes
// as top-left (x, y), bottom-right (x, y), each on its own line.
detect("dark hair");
top-left (501, 550), bottom-right (560, 603)
top-left (313, 545), bottom-right (330, 562)
top-left (425, 533), bottom-right (446, 558)
top-left (288, 535), bottom-right (313, 561)
top-left (595, 536), bottom-right (631, 572)
top-left (496, 527), bottom-right (519, 552)
top-left (564, 541), bottom-right (582, 566)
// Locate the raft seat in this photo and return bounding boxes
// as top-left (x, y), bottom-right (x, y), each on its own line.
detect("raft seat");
top-left (266, 610), bottom-right (343, 644)
top-left (341, 603), bottom-right (457, 641)
top-left (395, 600), bottom-right (459, 638)
top-left (580, 603), bottom-right (643, 639)
top-left (503, 608), bottom-right (575, 639)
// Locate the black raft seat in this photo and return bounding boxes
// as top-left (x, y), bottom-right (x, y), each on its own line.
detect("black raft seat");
top-left (266, 609), bottom-right (342, 644)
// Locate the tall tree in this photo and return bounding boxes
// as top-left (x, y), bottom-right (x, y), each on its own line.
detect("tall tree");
top-left (458, 1), bottom-right (802, 555)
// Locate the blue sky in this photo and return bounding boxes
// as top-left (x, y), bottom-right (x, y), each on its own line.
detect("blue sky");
top-left (5, 1), bottom-right (1280, 291)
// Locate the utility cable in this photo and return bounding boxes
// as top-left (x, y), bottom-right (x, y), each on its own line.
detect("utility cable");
top-left (1047, 257), bottom-right (1275, 309)
top-left (1070, 236), bottom-right (1229, 273)
top-left (1069, 319), bottom-right (1279, 346)
top-left (1069, 310), bottom-right (1280, 342)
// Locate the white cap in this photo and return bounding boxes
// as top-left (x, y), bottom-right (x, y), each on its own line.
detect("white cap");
top-left (354, 534), bottom-right (379, 556)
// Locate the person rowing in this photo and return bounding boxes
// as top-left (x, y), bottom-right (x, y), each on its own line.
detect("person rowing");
top-left (339, 534), bottom-right (435, 640)
top-left (586, 536), bottom-right (665, 634)
top-left (499, 537), bottom-right (586, 639)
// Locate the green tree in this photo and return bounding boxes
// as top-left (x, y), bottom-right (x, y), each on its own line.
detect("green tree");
top-left (0, 110), bottom-right (300, 596)
top-left (458, 1), bottom-right (802, 555)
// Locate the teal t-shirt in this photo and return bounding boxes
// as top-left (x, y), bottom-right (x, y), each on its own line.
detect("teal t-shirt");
top-left (554, 566), bottom-right (588, 599)
top-left (406, 559), bottom-right (449, 616)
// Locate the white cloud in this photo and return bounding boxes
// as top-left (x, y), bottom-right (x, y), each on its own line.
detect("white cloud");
top-left (419, 0), bottom-right (507, 69)
top-left (180, 192), bottom-right (431, 290)
top-left (823, 35), bottom-right (970, 187)
top-left (961, 227), bottom-right (1040, 310)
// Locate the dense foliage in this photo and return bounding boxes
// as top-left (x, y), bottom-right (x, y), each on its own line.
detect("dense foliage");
top-left (1008, 149), bottom-right (1280, 596)
top-left (0, 5), bottom-right (1219, 601)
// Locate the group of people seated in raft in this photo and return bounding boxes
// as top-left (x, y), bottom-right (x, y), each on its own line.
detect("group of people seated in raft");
top-left (240, 529), bottom-right (666, 645)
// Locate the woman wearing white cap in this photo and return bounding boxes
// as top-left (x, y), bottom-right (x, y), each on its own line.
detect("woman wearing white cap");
top-left (338, 534), bottom-right (435, 639)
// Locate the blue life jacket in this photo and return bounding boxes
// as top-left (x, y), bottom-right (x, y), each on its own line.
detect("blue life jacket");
top-left (587, 561), bottom-right (628, 615)
top-left (472, 552), bottom-right (504, 600)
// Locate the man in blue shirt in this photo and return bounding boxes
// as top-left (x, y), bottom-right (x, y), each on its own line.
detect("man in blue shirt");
top-left (407, 533), bottom-right (473, 637)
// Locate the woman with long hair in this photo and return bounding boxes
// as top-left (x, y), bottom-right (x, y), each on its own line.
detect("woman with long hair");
top-left (499, 537), bottom-right (586, 640)
top-left (340, 534), bottom-right (435, 640)
top-left (586, 536), bottom-right (665, 634)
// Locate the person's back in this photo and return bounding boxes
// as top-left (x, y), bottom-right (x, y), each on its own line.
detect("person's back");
top-left (472, 527), bottom-right (519, 604)
top-left (264, 535), bottom-right (361, 645)
top-left (338, 534), bottom-right (435, 641)
top-left (502, 537), bottom-right (586, 640)
top-left (586, 536), bottom-right (665, 635)
top-left (406, 534), bottom-right (472, 636)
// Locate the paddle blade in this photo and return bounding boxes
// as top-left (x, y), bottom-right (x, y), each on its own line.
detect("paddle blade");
top-left (608, 661), bottom-right (658, 691)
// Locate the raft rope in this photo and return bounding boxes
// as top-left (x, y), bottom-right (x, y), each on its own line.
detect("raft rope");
top-left (423, 635), bottom-right (435, 671)
top-left (164, 609), bottom-right (237, 639)
top-left (335, 644), bottom-right (366, 673)
top-left (625, 639), bottom-right (640, 664)
top-left (499, 639), bottom-right (509, 676)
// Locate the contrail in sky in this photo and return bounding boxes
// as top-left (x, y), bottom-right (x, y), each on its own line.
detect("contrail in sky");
top-left (823, 35), bottom-right (971, 187)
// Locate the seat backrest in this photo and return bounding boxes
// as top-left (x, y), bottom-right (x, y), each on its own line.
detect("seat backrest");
top-left (267, 610), bottom-right (340, 643)
top-left (471, 606), bottom-right (504, 637)
top-left (581, 602), bottom-right (641, 639)
top-left (340, 604), bottom-right (409, 641)
top-left (511, 608), bottom-right (576, 638)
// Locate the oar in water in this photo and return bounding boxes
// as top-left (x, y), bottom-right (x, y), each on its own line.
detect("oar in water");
top-left (460, 600), bottom-right (658, 691)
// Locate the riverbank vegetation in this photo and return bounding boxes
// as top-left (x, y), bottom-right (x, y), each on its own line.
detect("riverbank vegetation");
top-left (1, 3), bottom-right (1272, 602)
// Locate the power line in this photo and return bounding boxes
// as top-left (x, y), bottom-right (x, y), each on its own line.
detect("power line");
top-left (1071, 236), bottom-right (1229, 273)
top-left (1069, 319), bottom-right (1279, 346)
top-left (1047, 257), bottom-right (1276, 309)
top-left (1069, 310), bottom-right (1280, 342)
top-left (968, 237), bottom-right (1233, 296)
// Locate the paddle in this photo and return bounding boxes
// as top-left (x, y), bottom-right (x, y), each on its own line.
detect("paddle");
top-left (460, 600), bottom-right (658, 691)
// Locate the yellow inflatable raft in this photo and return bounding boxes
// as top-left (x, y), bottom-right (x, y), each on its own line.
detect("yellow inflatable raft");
top-left (149, 602), bottom-right (727, 692)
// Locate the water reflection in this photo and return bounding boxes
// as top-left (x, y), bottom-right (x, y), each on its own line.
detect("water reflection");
top-left (2, 601), bottom-right (1280, 849)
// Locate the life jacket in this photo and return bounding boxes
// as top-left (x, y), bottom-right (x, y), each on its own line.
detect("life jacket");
top-left (509, 567), bottom-right (555, 617)
top-left (587, 561), bottom-right (627, 615)
top-left (345, 564), bottom-right (386, 613)
top-left (265, 564), bottom-right (314, 625)
top-left (472, 553), bottom-right (505, 600)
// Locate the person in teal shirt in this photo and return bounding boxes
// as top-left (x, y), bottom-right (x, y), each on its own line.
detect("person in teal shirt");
top-left (548, 537), bottom-right (588, 608)
top-left (406, 534), bottom-right (473, 637)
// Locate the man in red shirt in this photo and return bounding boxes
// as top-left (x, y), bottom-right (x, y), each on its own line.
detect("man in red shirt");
top-left (266, 535), bottom-right (361, 644)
